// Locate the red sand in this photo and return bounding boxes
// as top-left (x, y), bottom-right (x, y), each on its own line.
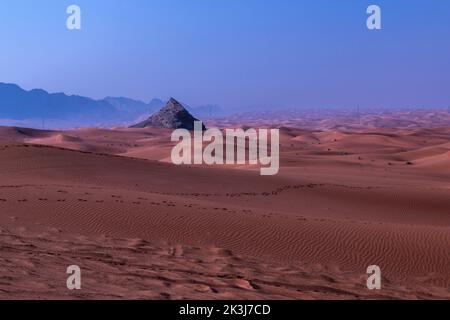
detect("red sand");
top-left (0, 125), bottom-right (449, 299)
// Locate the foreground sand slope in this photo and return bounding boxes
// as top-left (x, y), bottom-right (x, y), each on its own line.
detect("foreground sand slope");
top-left (0, 126), bottom-right (449, 299)
top-left (2, 226), bottom-right (447, 299)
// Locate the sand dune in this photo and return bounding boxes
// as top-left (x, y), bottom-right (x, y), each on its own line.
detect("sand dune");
top-left (1, 226), bottom-right (447, 300)
top-left (0, 125), bottom-right (449, 299)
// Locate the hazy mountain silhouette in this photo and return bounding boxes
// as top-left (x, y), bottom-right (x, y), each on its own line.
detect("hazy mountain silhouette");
top-left (185, 104), bottom-right (225, 118)
top-left (131, 97), bottom-right (206, 130)
top-left (0, 83), bottom-right (164, 126)
top-left (0, 83), bottom-right (219, 128)
top-left (0, 83), bottom-right (118, 120)
top-left (104, 97), bottom-right (164, 114)
top-left (104, 97), bottom-right (148, 113)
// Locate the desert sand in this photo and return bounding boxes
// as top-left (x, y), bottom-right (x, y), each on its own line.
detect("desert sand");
top-left (0, 122), bottom-right (449, 299)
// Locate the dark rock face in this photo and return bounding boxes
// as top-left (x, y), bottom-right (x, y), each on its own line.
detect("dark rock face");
top-left (130, 98), bottom-right (206, 130)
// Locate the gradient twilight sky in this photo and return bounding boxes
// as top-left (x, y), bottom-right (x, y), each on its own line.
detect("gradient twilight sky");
top-left (0, 0), bottom-right (449, 110)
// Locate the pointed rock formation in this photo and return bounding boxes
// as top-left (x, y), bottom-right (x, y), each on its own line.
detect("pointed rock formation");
top-left (130, 97), bottom-right (206, 130)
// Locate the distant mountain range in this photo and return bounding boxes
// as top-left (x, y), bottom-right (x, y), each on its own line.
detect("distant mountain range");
top-left (0, 83), bottom-right (225, 128)
top-left (104, 96), bottom-right (165, 115)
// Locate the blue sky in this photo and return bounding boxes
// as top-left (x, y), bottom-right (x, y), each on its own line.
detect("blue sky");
top-left (1, 0), bottom-right (449, 110)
